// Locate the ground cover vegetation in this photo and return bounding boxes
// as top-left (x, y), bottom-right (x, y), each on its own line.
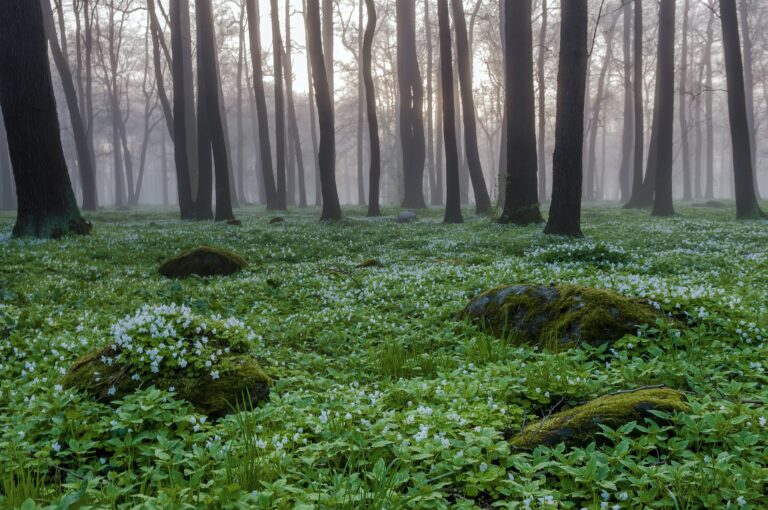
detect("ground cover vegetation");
top-left (0, 204), bottom-right (767, 509)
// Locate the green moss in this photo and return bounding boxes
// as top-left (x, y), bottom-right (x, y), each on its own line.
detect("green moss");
top-left (509, 388), bottom-right (689, 449)
top-left (62, 347), bottom-right (270, 418)
top-left (461, 284), bottom-right (663, 350)
top-left (158, 246), bottom-right (248, 278)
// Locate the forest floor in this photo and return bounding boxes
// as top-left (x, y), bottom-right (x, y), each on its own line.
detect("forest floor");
top-left (0, 204), bottom-right (767, 509)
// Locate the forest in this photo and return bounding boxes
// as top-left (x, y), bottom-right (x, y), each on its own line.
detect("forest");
top-left (0, 0), bottom-right (767, 508)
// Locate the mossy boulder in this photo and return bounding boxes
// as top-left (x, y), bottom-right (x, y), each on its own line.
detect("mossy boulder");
top-left (159, 246), bottom-right (247, 278)
top-left (62, 304), bottom-right (270, 417)
top-left (509, 388), bottom-right (689, 449)
top-left (461, 284), bottom-right (662, 350)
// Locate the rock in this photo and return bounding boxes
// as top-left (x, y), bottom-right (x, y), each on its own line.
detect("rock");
top-left (356, 259), bottom-right (384, 268)
top-left (509, 388), bottom-right (689, 449)
top-left (158, 246), bottom-right (247, 278)
top-left (61, 305), bottom-right (270, 417)
top-left (269, 216), bottom-right (285, 224)
top-left (226, 219), bottom-right (242, 226)
top-left (396, 211), bottom-right (418, 223)
top-left (461, 284), bottom-right (662, 350)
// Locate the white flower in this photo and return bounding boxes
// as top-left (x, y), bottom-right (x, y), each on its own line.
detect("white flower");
top-left (107, 385), bottom-right (116, 396)
top-left (759, 416), bottom-right (766, 427)
top-left (478, 462), bottom-right (488, 473)
top-left (618, 492), bottom-right (628, 501)
top-left (210, 370), bottom-right (220, 380)
top-left (52, 441), bottom-right (61, 452)
top-left (737, 496), bottom-right (747, 507)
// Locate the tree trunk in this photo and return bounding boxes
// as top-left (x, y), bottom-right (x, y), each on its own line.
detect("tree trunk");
top-left (271, 0), bottom-right (287, 210)
top-left (435, 71), bottom-right (445, 205)
top-left (0, 110), bottom-right (16, 211)
top-left (307, 0), bottom-right (342, 220)
top-left (694, 60), bottom-right (704, 199)
top-left (363, 0), bottom-right (381, 217)
top-left (618, 0), bottom-right (633, 203)
top-left (197, 0), bottom-right (235, 221)
top-left (500, 0), bottom-right (542, 224)
top-left (162, 130), bottom-right (169, 205)
top-left (284, 9), bottom-right (307, 208)
top-left (719, 0), bottom-right (764, 218)
top-left (438, 0), bottom-right (461, 223)
top-left (585, 21), bottom-right (615, 202)
top-left (247, 0), bottom-right (279, 209)
top-left (679, 0), bottom-right (692, 201)
top-left (147, 0), bottom-right (174, 143)
top-left (451, 0), bottom-right (490, 214)
top-left (397, 0), bottom-right (427, 209)
top-left (739, 0), bottom-right (759, 199)
top-left (537, 0), bottom-right (548, 203)
top-left (42, 0), bottom-right (98, 211)
top-left (425, 0), bottom-right (438, 205)
top-left (705, 9), bottom-right (715, 199)
top-left (624, 0), bottom-right (645, 208)
top-left (236, 0), bottom-right (246, 204)
top-left (651, 0), bottom-right (676, 217)
top-left (195, 0), bottom-right (214, 219)
top-left (0, 0), bottom-right (89, 237)
top-left (544, 0), bottom-right (587, 237)
top-left (170, 0), bottom-right (196, 218)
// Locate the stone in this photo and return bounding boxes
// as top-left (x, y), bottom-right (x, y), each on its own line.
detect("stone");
top-left (269, 216), bottom-right (286, 224)
top-left (461, 284), bottom-right (663, 350)
top-left (396, 211), bottom-right (418, 223)
top-left (158, 246), bottom-right (247, 279)
top-left (508, 388), bottom-right (689, 449)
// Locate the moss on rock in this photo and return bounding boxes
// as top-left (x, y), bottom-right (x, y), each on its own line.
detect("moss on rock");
top-left (158, 246), bottom-right (247, 279)
top-left (461, 284), bottom-right (663, 350)
top-left (61, 305), bottom-right (270, 417)
top-left (62, 349), bottom-right (269, 417)
top-left (509, 388), bottom-right (689, 449)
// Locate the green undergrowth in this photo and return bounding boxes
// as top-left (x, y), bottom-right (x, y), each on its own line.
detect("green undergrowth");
top-left (0, 203), bottom-right (767, 509)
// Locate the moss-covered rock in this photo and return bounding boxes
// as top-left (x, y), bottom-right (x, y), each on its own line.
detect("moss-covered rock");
top-left (158, 246), bottom-right (247, 278)
top-left (62, 304), bottom-right (270, 417)
top-left (461, 284), bottom-right (663, 350)
top-left (509, 388), bottom-right (689, 449)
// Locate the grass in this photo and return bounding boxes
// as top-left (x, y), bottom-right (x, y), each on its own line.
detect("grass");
top-left (0, 203), bottom-right (766, 509)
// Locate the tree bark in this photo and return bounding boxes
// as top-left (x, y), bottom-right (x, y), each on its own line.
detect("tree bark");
top-left (41, 0), bottom-right (98, 211)
top-left (0, 0), bottom-right (89, 237)
top-left (425, 0), bottom-right (438, 205)
top-left (363, 0), bottom-right (381, 217)
top-left (451, 0), bottom-right (490, 214)
top-left (618, 0), bottom-right (634, 203)
top-left (705, 9), bottom-right (715, 199)
top-left (544, 0), bottom-right (587, 237)
top-left (438, 0), bottom-right (462, 223)
top-left (650, 0), bottom-right (676, 217)
top-left (284, 8), bottom-right (307, 208)
top-left (271, 0), bottom-right (287, 210)
top-left (537, 0), bottom-right (548, 203)
top-left (304, 0), bottom-right (321, 207)
top-left (585, 20), bottom-right (615, 202)
top-left (397, 0), bottom-right (427, 209)
top-left (196, 0), bottom-right (235, 221)
top-left (679, 0), bottom-right (692, 201)
top-left (170, 0), bottom-right (196, 218)
top-left (739, 0), bottom-right (759, 199)
top-left (719, 0), bottom-right (764, 218)
top-left (0, 110), bottom-right (16, 211)
top-left (624, 0), bottom-right (645, 208)
top-left (307, 0), bottom-right (342, 220)
top-left (500, 0), bottom-right (542, 224)
top-left (247, 0), bottom-right (279, 209)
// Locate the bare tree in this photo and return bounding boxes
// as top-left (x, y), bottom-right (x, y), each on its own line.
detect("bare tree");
top-left (247, 0), bottom-right (279, 209)
top-left (397, 0), bottom-right (427, 209)
top-left (537, 0), bottom-right (548, 203)
top-left (618, 0), bottom-right (633, 202)
top-left (651, 0), bottom-right (676, 217)
top-left (272, 0), bottom-right (287, 210)
top-left (499, 0), bottom-right (542, 225)
top-left (0, 0), bottom-right (89, 237)
top-left (451, 0), bottom-right (490, 214)
top-left (544, 0), bottom-right (588, 237)
top-left (438, 0), bottom-right (461, 223)
top-left (363, 0), bottom-right (381, 216)
top-left (719, 0), bottom-right (765, 218)
top-left (307, 0), bottom-right (342, 220)
top-left (679, 0), bottom-right (693, 201)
